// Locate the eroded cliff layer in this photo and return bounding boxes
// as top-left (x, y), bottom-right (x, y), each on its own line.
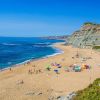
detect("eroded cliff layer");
top-left (68, 22), bottom-right (100, 48)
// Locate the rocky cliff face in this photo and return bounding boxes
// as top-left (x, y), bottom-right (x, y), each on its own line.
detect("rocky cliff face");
top-left (68, 23), bottom-right (100, 48)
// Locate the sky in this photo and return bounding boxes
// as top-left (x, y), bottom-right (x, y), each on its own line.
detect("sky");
top-left (0, 0), bottom-right (100, 37)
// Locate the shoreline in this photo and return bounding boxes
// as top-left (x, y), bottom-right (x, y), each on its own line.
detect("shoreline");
top-left (0, 42), bottom-right (100, 100)
top-left (0, 42), bottom-right (64, 72)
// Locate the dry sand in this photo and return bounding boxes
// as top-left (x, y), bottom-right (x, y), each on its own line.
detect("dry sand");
top-left (0, 43), bottom-right (100, 100)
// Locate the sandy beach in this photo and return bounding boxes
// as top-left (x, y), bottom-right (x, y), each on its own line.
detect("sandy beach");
top-left (0, 43), bottom-right (100, 100)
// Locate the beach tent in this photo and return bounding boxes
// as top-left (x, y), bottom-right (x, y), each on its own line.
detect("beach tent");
top-left (64, 67), bottom-right (69, 72)
top-left (57, 64), bottom-right (62, 68)
top-left (54, 69), bottom-right (59, 74)
top-left (74, 66), bottom-right (81, 72)
top-left (82, 64), bottom-right (86, 69)
top-left (85, 65), bottom-right (90, 69)
top-left (46, 65), bottom-right (51, 71)
top-left (56, 64), bottom-right (60, 66)
top-left (82, 64), bottom-right (90, 69)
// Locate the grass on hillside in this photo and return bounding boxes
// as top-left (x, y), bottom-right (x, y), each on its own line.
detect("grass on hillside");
top-left (73, 78), bottom-right (100, 100)
top-left (93, 46), bottom-right (100, 49)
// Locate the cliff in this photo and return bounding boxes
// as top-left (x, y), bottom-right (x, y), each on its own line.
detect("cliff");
top-left (68, 22), bottom-right (100, 49)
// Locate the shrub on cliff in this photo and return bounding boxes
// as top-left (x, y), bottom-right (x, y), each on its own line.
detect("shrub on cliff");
top-left (73, 78), bottom-right (100, 100)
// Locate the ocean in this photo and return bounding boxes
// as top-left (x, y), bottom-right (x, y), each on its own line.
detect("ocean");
top-left (0, 37), bottom-right (64, 69)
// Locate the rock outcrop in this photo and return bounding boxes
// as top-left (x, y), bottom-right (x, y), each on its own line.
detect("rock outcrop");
top-left (68, 22), bottom-right (100, 48)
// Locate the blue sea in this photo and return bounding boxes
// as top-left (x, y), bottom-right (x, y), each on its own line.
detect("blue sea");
top-left (0, 37), bottom-right (64, 69)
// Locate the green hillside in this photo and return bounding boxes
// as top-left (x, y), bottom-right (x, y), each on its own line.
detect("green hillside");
top-left (73, 78), bottom-right (100, 100)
